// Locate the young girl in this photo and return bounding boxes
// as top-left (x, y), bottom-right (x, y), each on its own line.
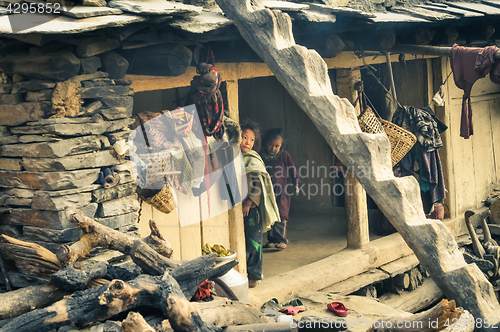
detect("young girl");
top-left (260, 128), bottom-right (300, 250)
top-left (240, 120), bottom-right (280, 288)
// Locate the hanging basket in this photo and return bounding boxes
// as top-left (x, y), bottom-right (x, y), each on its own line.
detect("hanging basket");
top-left (379, 119), bottom-right (417, 167)
top-left (144, 178), bottom-right (177, 214)
top-left (137, 150), bottom-right (174, 188)
top-left (358, 107), bottom-right (386, 135)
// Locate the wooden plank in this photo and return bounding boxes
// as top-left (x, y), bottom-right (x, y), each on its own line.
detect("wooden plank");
top-left (390, 6), bottom-right (460, 20)
top-left (491, 97), bottom-right (500, 186)
top-left (179, 222), bottom-right (202, 261)
top-left (213, 0), bottom-right (500, 323)
top-left (379, 254), bottom-right (420, 277)
top-left (320, 268), bottom-right (389, 295)
top-left (262, 1), bottom-right (309, 11)
top-left (447, 2), bottom-right (500, 15)
top-left (378, 278), bottom-right (444, 313)
top-left (151, 205), bottom-right (181, 261)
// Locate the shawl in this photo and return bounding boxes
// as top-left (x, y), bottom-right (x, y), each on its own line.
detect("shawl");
top-left (243, 150), bottom-right (281, 232)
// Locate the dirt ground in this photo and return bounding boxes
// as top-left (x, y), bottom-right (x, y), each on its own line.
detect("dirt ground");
top-left (262, 201), bottom-right (383, 279)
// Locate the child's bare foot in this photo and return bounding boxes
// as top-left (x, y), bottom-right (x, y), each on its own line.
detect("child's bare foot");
top-left (275, 243), bottom-right (287, 249)
top-left (264, 242), bottom-right (276, 248)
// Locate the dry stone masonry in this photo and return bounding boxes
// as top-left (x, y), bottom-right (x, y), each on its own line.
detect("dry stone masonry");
top-left (0, 41), bottom-right (140, 271)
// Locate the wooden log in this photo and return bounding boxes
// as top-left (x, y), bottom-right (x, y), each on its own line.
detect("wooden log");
top-left (490, 199), bottom-right (500, 225)
top-left (122, 312), bottom-right (155, 332)
top-left (57, 207), bottom-right (173, 266)
top-left (212, 0), bottom-right (500, 326)
top-left (0, 255), bottom-right (11, 291)
top-left (0, 235), bottom-right (62, 278)
top-left (0, 273), bottom-right (220, 332)
top-left (378, 278), bottom-right (444, 314)
top-left (393, 273), bottom-right (410, 289)
top-left (407, 267), bottom-right (424, 291)
top-left (0, 284), bottom-right (67, 320)
top-left (51, 262), bottom-right (108, 291)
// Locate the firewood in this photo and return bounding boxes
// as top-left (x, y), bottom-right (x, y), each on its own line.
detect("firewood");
top-left (368, 299), bottom-right (462, 332)
top-left (0, 273), bottom-right (220, 332)
top-left (122, 312), bottom-right (155, 332)
top-left (0, 235), bottom-right (62, 278)
top-left (57, 207), bottom-right (173, 266)
top-left (0, 284), bottom-right (68, 320)
top-left (408, 267), bottom-right (424, 291)
top-left (51, 262), bottom-right (109, 291)
top-left (0, 255), bottom-right (11, 291)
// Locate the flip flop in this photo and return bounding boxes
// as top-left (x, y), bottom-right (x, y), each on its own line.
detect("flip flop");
top-left (327, 302), bottom-right (348, 317)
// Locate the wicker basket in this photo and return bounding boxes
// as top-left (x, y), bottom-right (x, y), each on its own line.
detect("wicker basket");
top-left (358, 107), bottom-right (385, 135)
top-left (380, 118), bottom-right (417, 167)
top-left (144, 178), bottom-right (177, 214)
top-left (137, 150), bottom-right (173, 187)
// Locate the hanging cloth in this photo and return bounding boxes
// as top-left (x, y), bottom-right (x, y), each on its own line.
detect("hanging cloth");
top-left (450, 44), bottom-right (500, 139)
top-left (187, 63), bottom-right (225, 140)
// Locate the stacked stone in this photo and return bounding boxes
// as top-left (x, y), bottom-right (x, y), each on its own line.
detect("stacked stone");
top-left (0, 38), bottom-right (140, 255)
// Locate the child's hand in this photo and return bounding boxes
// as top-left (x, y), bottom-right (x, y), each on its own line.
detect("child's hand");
top-left (295, 185), bottom-right (300, 194)
top-left (242, 201), bottom-right (251, 216)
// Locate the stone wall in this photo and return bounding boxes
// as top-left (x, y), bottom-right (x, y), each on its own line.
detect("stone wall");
top-left (0, 39), bottom-right (140, 257)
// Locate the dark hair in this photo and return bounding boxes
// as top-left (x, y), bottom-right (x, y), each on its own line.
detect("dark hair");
top-left (240, 119), bottom-right (261, 152)
top-left (263, 128), bottom-right (284, 148)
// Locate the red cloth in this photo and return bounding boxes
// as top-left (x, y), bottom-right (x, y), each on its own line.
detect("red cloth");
top-left (450, 44), bottom-right (500, 139)
top-left (191, 280), bottom-right (210, 301)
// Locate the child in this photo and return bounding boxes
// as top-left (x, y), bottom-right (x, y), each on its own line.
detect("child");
top-left (260, 128), bottom-right (300, 250)
top-left (240, 120), bottom-right (280, 288)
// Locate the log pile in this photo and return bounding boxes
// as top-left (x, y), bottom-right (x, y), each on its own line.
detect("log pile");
top-left (0, 42), bottom-right (139, 265)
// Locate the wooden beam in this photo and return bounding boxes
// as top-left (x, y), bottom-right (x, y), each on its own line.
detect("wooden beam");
top-left (213, 0), bottom-right (500, 327)
top-left (389, 44), bottom-right (500, 58)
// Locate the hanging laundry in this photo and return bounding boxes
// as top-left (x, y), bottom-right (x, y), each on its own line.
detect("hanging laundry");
top-left (450, 44), bottom-right (500, 139)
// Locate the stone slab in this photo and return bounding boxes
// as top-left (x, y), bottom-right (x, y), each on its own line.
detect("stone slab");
top-left (106, 130), bottom-right (131, 145)
top-left (9, 120), bottom-right (130, 136)
top-left (0, 83), bottom-right (11, 94)
top-left (0, 169), bottom-right (100, 190)
top-left (4, 196), bottom-right (33, 206)
top-left (0, 158), bottom-right (22, 171)
top-left (167, 10), bottom-right (233, 34)
top-left (99, 50), bottom-right (129, 79)
top-left (0, 93), bottom-right (23, 104)
top-left (106, 118), bottom-right (135, 133)
top-left (34, 184), bottom-right (101, 198)
top-left (18, 135), bottom-right (62, 144)
top-left (31, 192), bottom-right (92, 210)
top-left (11, 81), bottom-right (56, 94)
top-left (262, 0), bottom-right (309, 11)
top-left (97, 194), bottom-right (139, 217)
top-left (7, 203), bottom-right (97, 229)
top-left (25, 89), bottom-right (53, 102)
top-left (0, 136), bottom-right (19, 145)
top-left (4, 188), bottom-right (35, 198)
top-left (77, 100), bottom-right (102, 117)
top-left (92, 182), bottom-right (137, 203)
top-left (107, 0), bottom-right (201, 15)
top-left (26, 117), bottom-right (92, 126)
top-left (22, 226), bottom-right (82, 243)
top-left (0, 135), bottom-right (102, 158)
top-left (0, 101), bottom-right (52, 126)
top-left (22, 150), bottom-right (119, 172)
top-left (75, 38), bottom-right (121, 57)
top-left (99, 96), bottom-right (133, 108)
top-left (0, 13), bottom-right (147, 35)
top-left (100, 106), bottom-right (133, 120)
top-left (95, 211), bottom-right (139, 229)
top-left (80, 56), bottom-right (102, 74)
top-left (69, 71), bottom-right (108, 83)
top-left (79, 85), bottom-right (133, 99)
top-left (0, 50), bottom-right (80, 81)
top-left (0, 126), bottom-right (7, 136)
top-left (60, 4), bottom-right (123, 18)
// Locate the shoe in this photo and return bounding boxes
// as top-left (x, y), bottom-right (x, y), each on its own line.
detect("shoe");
top-left (264, 242), bottom-right (276, 249)
top-left (249, 280), bottom-right (259, 288)
top-left (327, 302), bottom-right (348, 317)
top-left (275, 243), bottom-right (287, 249)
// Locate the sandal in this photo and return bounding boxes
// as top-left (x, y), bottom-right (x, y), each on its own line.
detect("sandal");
top-left (264, 242), bottom-right (276, 249)
top-left (327, 302), bottom-right (348, 317)
top-left (275, 243), bottom-right (287, 249)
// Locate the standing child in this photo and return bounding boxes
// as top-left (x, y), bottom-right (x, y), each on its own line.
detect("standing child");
top-left (260, 128), bottom-right (300, 250)
top-left (240, 120), bottom-right (280, 288)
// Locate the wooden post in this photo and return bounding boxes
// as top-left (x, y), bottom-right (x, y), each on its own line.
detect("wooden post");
top-left (336, 69), bottom-right (370, 249)
top-left (225, 79), bottom-right (247, 276)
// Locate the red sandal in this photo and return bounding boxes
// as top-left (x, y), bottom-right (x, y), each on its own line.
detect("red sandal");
top-left (327, 302), bottom-right (348, 317)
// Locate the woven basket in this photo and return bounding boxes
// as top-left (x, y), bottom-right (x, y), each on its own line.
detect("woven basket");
top-left (144, 179), bottom-right (177, 214)
top-left (358, 107), bottom-right (385, 135)
top-left (137, 150), bottom-right (173, 187)
top-left (380, 118), bottom-right (417, 167)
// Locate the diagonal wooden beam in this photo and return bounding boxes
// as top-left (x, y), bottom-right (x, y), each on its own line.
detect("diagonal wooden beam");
top-left (214, 0), bottom-right (500, 326)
